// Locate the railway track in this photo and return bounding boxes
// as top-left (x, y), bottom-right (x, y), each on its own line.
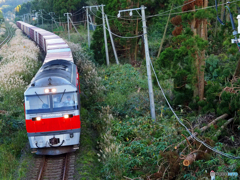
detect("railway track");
top-left (30, 153), bottom-right (75, 180)
top-left (0, 23), bottom-right (15, 49)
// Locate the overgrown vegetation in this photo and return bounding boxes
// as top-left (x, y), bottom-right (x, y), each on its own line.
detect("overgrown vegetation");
top-left (0, 23), bottom-right (41, 179)
top-left (6, 0), bottom-right (240, 179)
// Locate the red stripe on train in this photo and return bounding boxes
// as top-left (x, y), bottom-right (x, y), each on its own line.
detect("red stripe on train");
top-left (25, 115), bottom-right (81, 133)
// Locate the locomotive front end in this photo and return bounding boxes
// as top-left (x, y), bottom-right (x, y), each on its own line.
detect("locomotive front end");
top-left (24, 60), bottom-right (81, 155)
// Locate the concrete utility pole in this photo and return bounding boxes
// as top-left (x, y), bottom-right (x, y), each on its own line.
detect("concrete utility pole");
top-left (105, 14), bottom-right (119, 64)
top-left (39, 9), bottom-right (43, 27)
top-left (64, 13), bottom-right (72, 40)
top-left (118, 5), bottom-right (156, 121)
top-left (36, 12), bottom-right (39, 25)
top-left (86, 7), bottom-right (90, 47)
top-left (83, 5), bottom-right (109, 65)
top-left (32, 10), bottom-right (36, 24)
top-left (49, 12), bottom-right (55, 32)
top-left (89, 14), bottom-right (95, 31)
top-left (101, 5), bottom-right (109, 66)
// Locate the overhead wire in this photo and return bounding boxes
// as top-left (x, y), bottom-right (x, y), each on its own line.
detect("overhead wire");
top-left (73, 7), bottom-right (84, 15)
top-left (105, 26), bottom-right (144, 38)
top-left (149, 59), bottom-right (240, 159)
top-left (72, 8), bottom-right (86, 16)
top-left (146, 0), bottom-right (240, 18)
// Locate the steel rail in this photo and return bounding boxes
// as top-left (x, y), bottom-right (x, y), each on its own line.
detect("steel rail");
top-left (37, 156), bottom-right (46, 180)
top-left (62, 153), bottom-right (68, 180)
top-left (0, 26), bottom-right (10, 47)
top-left (0, 24), bottom-right (15, 48)
top-left (36, 153), bottom-right (70, 180)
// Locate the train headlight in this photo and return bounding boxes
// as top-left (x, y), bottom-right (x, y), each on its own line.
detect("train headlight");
top-left (52, 88), bottom-right (56, 93)
top-left (36, 117), bottom-right (41, 121)
top-left (44, 89), bottom-right (49, 93)
top-left (32, 117), bottom-right (41, 121)
top-left (64, 114), bottom-right (69, 118)
top-left (63, 114), bottom-right (73, 118)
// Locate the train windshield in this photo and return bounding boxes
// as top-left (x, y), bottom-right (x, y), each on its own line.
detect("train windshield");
top-left (25, 92), bottom-right (78, 114)
top-left (52, 92), bottom-right (78, 111)
top-left (25, 95), bottom-right (51, 113)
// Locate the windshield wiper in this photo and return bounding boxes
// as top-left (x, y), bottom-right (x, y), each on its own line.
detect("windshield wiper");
top-left (60, 89), bottom-right (66, 102)
top-left (35, 92), bottom-right (45, 104)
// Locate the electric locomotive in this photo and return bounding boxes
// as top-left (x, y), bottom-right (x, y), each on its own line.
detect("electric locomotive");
top-left (17, 21), bottom-right (81, 155)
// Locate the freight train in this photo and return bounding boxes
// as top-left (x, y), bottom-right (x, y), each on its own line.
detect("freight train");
top-left (16, 21), bottom-right (81, 155)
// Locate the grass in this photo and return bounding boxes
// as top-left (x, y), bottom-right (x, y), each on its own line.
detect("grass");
top-left (73, 108), bottom-right (102, 179)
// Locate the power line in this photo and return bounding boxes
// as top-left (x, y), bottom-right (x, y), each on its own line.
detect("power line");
top-left (73, 7), bottom-right (84, 15)
top-left (105, 26), bottom-right (144, 39)
top-left (72, 8), bottom-right (86, 16)
top-left (149, 59), bottom-right (240, 159)
top-left (146, 0), bottom-right (240, 18)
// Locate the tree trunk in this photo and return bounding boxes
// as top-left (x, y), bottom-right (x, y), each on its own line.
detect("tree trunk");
top-left (234, 59), bottom-right (240, 77)
top-left (134, 0), bottom-right (139, 61)
top-left (157, 3), bottom-right (173, 58)
top-left (198, 0), bottom-right (208, 101)
top-left (141, 38), bottom-right (145, 58)
top-left (221, 0), bottom-right (225, 20)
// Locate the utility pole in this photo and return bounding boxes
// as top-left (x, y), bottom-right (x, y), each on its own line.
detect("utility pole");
top-left (118, 5), bottom-right (156, 120)
top-left (36, 12), bottom-right (39, 25)
top-left (84, 5), bottom-right (109, 65)
top-left (32, 10), bottom-right (36, 24)
top-left (86, 7), bottom-right (90, 47)
top-left (39, 9), bottom-right (43, 27)
top-left (49, 12), bottom-right (55, 32)
top-left (64, 13), bottom-right (72, 40)
top-left (105, 15), bottom-right (119, 64)
top-left (89, 14), bottom-right (95, 31)
top-left (102, 5), bottom-right (109, 66)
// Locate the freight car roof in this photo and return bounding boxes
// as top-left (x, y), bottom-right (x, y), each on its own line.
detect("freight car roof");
top-left (31, 60), bottom-right (76, 87)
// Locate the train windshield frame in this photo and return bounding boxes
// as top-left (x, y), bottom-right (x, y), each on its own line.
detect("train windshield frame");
top-left (25, 92), bottom-right (78, 114)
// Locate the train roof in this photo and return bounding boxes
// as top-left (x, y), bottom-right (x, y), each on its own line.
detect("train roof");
top-left (31, 59), bottom-right (77, 88)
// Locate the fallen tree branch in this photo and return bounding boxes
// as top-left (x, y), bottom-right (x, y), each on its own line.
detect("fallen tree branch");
top-left (176, 114), bottom-right (228, 148)
top-left (183, 153), bottom-right (197, 166)
top-left (214, 118), bottom-right (234, 138)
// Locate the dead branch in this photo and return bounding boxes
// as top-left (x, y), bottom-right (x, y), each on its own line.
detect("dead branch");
top-left (214, 118), bottom-right (234, 138)
top-left (161, 164), bottom-right (170, 180)
top-left (176, 114), bottom-right (228, 148)
top-left (123, 176), bottom-right (142, 180)
top-left (181, 134), bottom-right (193, 148)
top-left (0, 110), bottom-right (7, 114)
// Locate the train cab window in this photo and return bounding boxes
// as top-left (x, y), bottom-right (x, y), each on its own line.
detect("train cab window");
top-left (25, 95), bottom-right (50, 113)
top-left (52, 92), bottom-right (78, 110)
